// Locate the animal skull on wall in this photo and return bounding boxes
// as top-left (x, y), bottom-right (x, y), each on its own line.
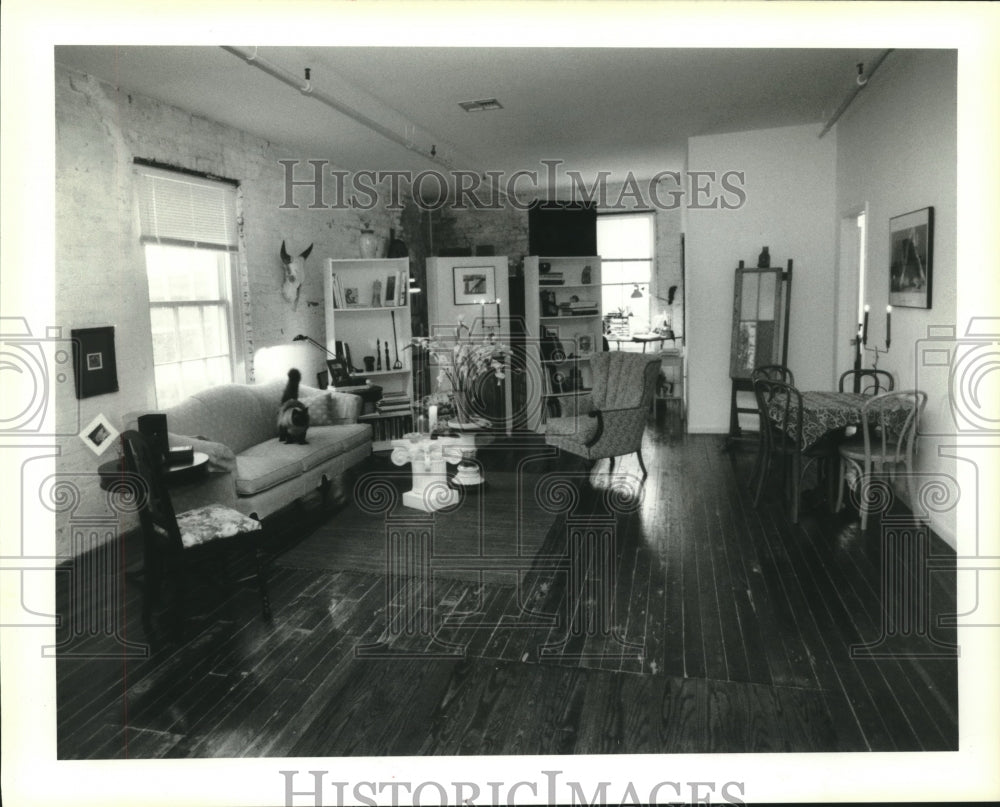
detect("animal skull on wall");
top-left (280, 241), bottom-right (313, 309)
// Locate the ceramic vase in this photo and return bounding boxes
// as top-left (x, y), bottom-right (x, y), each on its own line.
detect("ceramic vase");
top-left (360, 230), bottom-right (378, 259)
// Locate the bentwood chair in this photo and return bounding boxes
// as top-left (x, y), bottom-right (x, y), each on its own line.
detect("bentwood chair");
top-left (752, 378), bottom-right (829, 524)
top-left (749, 365), bottom-right (796, 496)
top-left (545, 351), bottom-right (662, 479)
top-left (838, 368), bottom-right (895, 396)
top-left (121, 430), bottom-right (271, 641)
top-left (835, 390), bottom-right (927, 529)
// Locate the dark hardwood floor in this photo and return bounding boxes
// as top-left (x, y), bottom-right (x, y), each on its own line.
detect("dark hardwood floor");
top-left (56, 407), bottom-right (958, 758)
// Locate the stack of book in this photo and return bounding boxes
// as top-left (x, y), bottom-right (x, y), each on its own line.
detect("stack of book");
top-left (568, 299), bottom-right (599, 315)
top-left (376, 391), bottom-right (412, 413)
top-left (538, 272), bottom-right (565, 286)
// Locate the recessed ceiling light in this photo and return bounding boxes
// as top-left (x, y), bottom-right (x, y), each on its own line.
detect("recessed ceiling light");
top-left (459, 98), bottom-right (504, 112)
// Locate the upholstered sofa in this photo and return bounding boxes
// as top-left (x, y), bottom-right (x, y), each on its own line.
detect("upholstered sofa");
top-left (147, 380), bottom-right (372, 519)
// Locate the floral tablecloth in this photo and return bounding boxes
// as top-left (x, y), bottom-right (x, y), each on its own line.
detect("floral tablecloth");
top-left (767, 391), bottom-right (911, 450)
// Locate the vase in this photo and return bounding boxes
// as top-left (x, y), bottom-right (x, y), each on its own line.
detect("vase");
top-left (360, 230), bottom-right (378, 259)
top-left (757, 246), bottom-right (771, 268)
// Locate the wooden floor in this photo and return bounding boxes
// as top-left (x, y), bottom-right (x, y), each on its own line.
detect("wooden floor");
top-left (56, 408), bottom-right (958, 758)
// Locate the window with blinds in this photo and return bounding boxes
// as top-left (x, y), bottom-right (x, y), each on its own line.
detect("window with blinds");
top-left (135, 164), bottom-right (242, 408)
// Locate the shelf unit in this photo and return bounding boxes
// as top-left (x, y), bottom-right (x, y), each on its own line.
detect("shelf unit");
top-left (324, 257), bottom-right (413, 449)
top-left (523, 255), bottom-right (604, 431)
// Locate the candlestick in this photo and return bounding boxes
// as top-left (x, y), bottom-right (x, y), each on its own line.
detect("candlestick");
top-left (480, 299), bottom-right (486, 327)
top-left (886, 304), bottom-right (892, 348)
top-left (862, 304), bottom-right (870, 346)
top-left (428, 404), bottom-right (438, 433)
top-left (495, 297), bottom-right (502, 327)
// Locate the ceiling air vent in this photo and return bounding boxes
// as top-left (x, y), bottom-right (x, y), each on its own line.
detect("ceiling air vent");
top-left (459, 98), bottom-right (504, 113)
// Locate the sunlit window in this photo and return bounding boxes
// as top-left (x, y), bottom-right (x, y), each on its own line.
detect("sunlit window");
top-left (136, 163), bottom-right (241, 407)
top-left (597, 212), bottom-right (654, 334)
top-left (145, 244), bottom-right (236, 408)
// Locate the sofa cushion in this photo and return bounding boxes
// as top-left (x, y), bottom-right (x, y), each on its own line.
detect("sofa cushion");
top-left (295, 424), bottom-right (371, 471)
top-left (233, 425), bottom-right (371, 495)
top-left (234, 441), bottom-right (307, 496)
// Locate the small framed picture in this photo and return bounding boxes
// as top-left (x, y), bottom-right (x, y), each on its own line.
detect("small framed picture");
top-left (453, 265), bottom-right (496, 305)
top-left (577, 333), bottom-right (593, 355)
top-left (78, 412), bottom-right (120, 456)
top-left (344, 287), bottom-right (359, 306)
top-left (384, 273), bottom-right (397, 306)
top-left (71, 326), bottom-right (119, 399)
top-left (326, 358), bottom-right (352, 386)
top-left (889, 206), bottom-right (933, 309)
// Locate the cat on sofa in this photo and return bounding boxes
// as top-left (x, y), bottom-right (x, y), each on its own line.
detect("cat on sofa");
top-left (277, 368), bottom-right (310, 444)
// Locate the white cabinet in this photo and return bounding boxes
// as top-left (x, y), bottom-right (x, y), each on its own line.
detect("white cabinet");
top-left (523, 256), bottom-right (604, 431)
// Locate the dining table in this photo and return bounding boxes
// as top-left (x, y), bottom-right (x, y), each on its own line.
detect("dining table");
top-left (767, 390), bottom-right (913, 450)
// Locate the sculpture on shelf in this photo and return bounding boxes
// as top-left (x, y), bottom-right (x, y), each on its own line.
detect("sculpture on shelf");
top-left (279, 241), bottom-right (313, 309)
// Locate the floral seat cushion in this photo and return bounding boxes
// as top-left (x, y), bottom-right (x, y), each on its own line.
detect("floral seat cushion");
top-left (169, 503), bottom-right (262, 549)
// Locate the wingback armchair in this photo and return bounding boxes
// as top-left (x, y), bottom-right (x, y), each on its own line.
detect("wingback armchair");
top-left (544, 352), bottom-right (662, 477)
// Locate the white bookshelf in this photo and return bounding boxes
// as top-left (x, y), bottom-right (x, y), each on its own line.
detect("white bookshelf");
top-left (523, 256), bottom-right (604, 431)
top-left (324, 257), bottom-right (413, 449)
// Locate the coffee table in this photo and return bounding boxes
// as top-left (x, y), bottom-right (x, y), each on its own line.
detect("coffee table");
top-left (389, 434), bottom-right (464, 511)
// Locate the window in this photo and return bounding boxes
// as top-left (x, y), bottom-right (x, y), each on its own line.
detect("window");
top-left (597, 212), bottom-right (654, 335)
top-left (136, 164), bottom-right (243, 408)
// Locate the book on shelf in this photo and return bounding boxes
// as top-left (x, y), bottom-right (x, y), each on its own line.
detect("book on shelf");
top-left (384, 273), bottom-right (397, 307)
top-left (539, 274), bottom-right (565, 286)
top-left (398, 272), bottom-right (408, 306)
top-left (331, 273), bottom-right (344, 308)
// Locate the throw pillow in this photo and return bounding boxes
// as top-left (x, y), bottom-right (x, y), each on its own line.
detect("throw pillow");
top-left (301, 393), bottom-right (334, 426)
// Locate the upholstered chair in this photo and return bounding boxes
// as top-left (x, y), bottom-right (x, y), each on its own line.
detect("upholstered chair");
top-left (544, 352), bottom-right (662, 478)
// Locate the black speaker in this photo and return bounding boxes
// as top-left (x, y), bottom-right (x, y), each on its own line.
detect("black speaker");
top-left (137, 414), bottom-right (169, 459)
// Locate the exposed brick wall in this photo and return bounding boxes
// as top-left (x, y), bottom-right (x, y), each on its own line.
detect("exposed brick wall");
top-left (53, 66), bottom-right (398, 555)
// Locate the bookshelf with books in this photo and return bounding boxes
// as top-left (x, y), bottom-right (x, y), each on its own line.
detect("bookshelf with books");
top-left (523, 256), bottom-right (604, 431)
top-left (324, 257), bottom-right (413, 449)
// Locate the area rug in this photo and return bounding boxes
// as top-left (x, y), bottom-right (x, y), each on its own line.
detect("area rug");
top-left (275, 469), bottom-right (561, 585)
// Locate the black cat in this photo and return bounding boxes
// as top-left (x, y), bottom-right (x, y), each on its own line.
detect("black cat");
top-left (277, 368), bottom-right (309, 444)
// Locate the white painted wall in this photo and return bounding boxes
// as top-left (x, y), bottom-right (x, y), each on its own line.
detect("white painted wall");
top-left (834, 49), bottom-right (958, 544)
top-left (685, 123), bottom-right (838, 433)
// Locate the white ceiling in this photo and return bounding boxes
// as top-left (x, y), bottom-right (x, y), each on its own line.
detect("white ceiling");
top-left (55, 45), bottom-right (887, 185)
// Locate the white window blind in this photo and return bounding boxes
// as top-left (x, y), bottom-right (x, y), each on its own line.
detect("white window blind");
top-left (136, 165), bottom-right (239, 251)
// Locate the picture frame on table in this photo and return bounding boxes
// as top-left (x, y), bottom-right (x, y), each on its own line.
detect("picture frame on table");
top-left (576, 333), bottom-right (593, 355)
top-left (326, 358), bottom-right (353, 386)
top-left (453, 265), bottom-right (495, 305)
top-left (71, 326), bottom-right (119, 398)
top-left (889, 206), bottom-right (933, 309)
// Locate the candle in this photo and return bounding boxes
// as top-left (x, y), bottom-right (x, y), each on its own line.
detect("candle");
top-left (428, 404), bottom-right (438, 433)
top-left (886, 305), bottom-right (892, 347)
top-left (495, 297), bottom-right (502, 327)
top-left (480, 300), bottom-right (486, 327)
top-left (862, 304), bottom-right (870, 345)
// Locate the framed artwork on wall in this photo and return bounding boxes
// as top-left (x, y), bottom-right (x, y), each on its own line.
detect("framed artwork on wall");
top-left (453, 265), bottom-right (495, 305)
top-left (71, 326), bottom-right (119, 398)
top-left (889, 206), bottom-right (933, 309)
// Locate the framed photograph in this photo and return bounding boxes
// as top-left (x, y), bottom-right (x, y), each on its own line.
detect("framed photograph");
top-left (344, 287), bottom-right (359, 306)
top-left (71, 326), bottom-right (119, 399)
top-left (326, 358), bottom-right (352, 386)
top-left (889, 206), bottom-right (933, 309)
top-left (78, 412), bottom-right (119, 456)
top-left (577, 333), bottom-right (593, 355)
top-left (453, 265), bottom-right (496, 305)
